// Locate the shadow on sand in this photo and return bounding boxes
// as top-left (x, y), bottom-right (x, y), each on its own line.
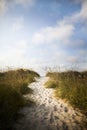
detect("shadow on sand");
top-left (13, 103), bottom-right (84, 130)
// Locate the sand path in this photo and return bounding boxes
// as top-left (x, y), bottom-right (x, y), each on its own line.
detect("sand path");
top-left (14, 77), bottom-right (86, 130)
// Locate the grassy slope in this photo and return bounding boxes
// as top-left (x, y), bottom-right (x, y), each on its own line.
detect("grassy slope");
top-left (0, 68), bottom-right (40, 129)
top-left (45, 71), bottom-right (87, 114)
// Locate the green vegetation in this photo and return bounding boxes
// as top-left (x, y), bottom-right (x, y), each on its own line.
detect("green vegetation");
top-left (45, 71), bottom-right (87, 114)
top-left (45, 79), bottom-right (58, 88)
top-left (0, 68), bottom-right (39, 129)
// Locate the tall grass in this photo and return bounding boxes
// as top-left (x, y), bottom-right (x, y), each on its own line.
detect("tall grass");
top-left (45, 70), bottom-right (87, 114)
top-left (0, 68), bottom-right (39, 129)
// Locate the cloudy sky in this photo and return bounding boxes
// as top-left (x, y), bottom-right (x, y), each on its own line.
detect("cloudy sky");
top-left (0, 0), bottom-right (87, 73)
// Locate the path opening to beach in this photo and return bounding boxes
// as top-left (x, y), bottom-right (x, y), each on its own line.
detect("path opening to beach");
top-left (14, 77), bottom-right (86, 130)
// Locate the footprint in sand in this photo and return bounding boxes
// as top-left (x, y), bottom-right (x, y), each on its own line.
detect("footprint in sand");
top-left (14, 77), bottom-right (86, 130)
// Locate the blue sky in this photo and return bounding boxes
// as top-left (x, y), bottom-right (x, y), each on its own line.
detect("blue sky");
top-left (0, 0), bottom-right (87, 73)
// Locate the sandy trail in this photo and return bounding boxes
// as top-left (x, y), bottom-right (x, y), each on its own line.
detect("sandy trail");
top-left (14, 77), bottom-right (86, 130)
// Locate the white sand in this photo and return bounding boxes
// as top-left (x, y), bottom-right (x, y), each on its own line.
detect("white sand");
top-left (14, 77), bottom-right (86, 130)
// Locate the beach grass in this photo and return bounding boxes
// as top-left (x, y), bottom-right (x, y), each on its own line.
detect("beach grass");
top-left (45, 70), bottom-right (87, 114)
top-left (0, 68), bottom-right (39, 129)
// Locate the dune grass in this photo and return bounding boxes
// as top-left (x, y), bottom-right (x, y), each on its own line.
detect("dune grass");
top-left (45, 79), bottom-right (59, 88)
top-left (0, 68), bottom-right (39, 129)
top-left (45, 71), bottom-right (87, 114)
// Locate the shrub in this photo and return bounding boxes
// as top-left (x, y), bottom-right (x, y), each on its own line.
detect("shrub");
top-left (20, 82), bottom-right (33, 95)
top-left (45, 79), bottom-right (58, 88)
top-left (0, 84), bottom-right (25, 129)
top-left (0, 68), bottom-right (40, 129)
top-left (46, 70), bottom-right (87, 114)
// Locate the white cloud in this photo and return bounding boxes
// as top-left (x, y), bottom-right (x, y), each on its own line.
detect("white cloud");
top-left (32, 33), bottom-right (44, 44)
top-left (30, 0), bottom-right (87, 72)
top-left (59, 0), bottom-right (87, 25)
top-left (0, 0), bottom-right (8, 14)
top-left (32, 23), bottom-right (74, 44)
top-left (80, 0), bottom-right (87, 21)
top-left (77, 3), bottom-right (87, 33)
top-left (0, 0), bottom-right (35, 15)
top-left (0, 40), bottom-right (28, 67)
top-left (32, 0), bottom-right (87, 46)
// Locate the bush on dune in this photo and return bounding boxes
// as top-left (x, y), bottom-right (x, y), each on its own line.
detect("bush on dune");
top-left (45, 79), bottom-right (59, 88)
top-left (45, 70), bottom-right (87, 114)
top-left (0, 69), bottom-right (39, 94)
top-left (0, 84), bottom-right (24, 129)
top-left (0, 68), bottom-right (40, 129)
